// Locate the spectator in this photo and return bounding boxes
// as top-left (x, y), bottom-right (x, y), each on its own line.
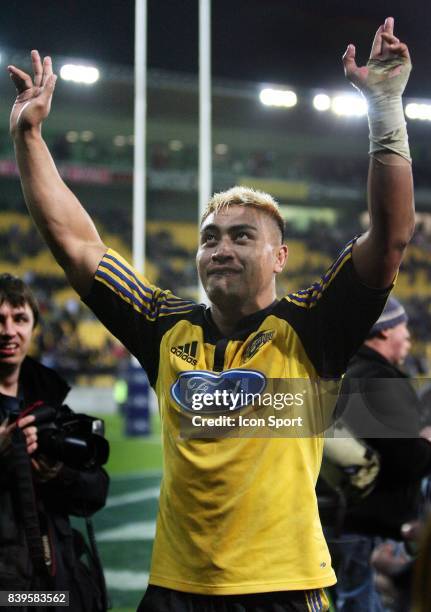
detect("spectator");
top-left (328, 298), bottom-right (431, 611)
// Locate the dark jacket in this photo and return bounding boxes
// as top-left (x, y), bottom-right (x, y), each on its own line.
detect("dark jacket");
top-left (339, 345), bottom-right (431, 538)
top-left (0, 356), bottom-right (109, 608)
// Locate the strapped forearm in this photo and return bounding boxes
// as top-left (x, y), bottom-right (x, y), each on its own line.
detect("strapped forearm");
top-left (365, 57), bottom-right (412, 162)
top-left (365, 54), bottom-right (414, 247)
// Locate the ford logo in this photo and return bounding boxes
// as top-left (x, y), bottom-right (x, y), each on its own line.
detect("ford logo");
top-left (171, 369), bottom-right (267, 413)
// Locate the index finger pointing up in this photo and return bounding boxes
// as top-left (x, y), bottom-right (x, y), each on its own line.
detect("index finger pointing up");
top-left (383, 16), bottom-right (394, 36)
top-left (370, 24), bottom-right (384, 58)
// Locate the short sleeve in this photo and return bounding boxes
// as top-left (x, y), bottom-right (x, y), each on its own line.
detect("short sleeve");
top-left (280, 240), bottom-right (391, 378)
top-left (82, 248), bottom-right (196, 384)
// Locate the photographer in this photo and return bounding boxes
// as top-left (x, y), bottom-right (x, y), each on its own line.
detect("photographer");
top-left (0, 273), bottom-right (109, 611)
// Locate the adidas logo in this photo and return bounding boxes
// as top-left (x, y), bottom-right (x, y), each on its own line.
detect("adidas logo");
top-left (171, 341), bottom-right (198, 366)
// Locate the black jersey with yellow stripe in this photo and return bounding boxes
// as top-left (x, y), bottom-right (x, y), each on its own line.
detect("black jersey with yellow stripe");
top-left (83, 240), bottom-right (390, 594)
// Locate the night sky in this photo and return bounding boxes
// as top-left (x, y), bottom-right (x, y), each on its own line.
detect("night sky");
top-left (1, 1), bottom-right (430, 96)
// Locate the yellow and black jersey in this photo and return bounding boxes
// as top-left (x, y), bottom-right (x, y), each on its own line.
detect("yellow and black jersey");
top-left (83, 240), bottom-right (390, 594)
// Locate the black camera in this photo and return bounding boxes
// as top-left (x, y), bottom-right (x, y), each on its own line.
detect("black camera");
top-left (29, 404), bottom-right (109, 470)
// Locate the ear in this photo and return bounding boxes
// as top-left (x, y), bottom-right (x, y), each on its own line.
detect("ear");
top-left (379, 328), bottom-right (390, 340)
top-left (274, 244), bottom-right (288, 274)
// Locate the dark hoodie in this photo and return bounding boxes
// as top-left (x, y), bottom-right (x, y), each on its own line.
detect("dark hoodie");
top-left (339, 345), bottom-right (431, 538)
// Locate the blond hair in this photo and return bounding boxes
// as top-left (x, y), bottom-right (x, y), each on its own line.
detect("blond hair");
top-left (201, 186), bottom-right (285, 241)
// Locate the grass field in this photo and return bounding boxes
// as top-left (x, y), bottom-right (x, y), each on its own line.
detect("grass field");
top-left (103, 411), bottom-right (163, 476)
top-left (81, 410), bottom-right (163, 612)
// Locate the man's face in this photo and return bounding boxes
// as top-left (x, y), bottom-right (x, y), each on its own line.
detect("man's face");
top-left (196, 206), bottom-right (287, 310)
top-left (385, 322), bottom-right (411, 365)
top-left (0, 301), bottom-right (34, 369)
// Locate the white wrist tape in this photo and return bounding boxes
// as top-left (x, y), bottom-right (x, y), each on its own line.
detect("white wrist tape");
top-left (364, 57), bottom-right (412, 162)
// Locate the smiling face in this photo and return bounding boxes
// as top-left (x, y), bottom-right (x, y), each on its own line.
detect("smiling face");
top-left (196, 205), bottom-right (288, 314)
top-left (0, 301), bottom-right (35, 371)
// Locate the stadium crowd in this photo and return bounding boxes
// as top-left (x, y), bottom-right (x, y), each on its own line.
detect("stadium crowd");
top-left (5, 132), bottom-right (426, 191)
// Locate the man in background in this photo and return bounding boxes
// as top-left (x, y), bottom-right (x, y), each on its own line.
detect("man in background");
top-left (0, 273), bottom-right (109, 611)
top-left (332, 298), bottom-right (431, 611)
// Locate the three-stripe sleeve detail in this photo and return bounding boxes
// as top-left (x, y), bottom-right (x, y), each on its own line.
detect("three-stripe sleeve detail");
top-left (286, 239), bottom-right (354, 309)
top-left (95, 249), bottom-right (195, 321)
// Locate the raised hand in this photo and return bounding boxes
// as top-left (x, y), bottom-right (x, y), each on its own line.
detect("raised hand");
top-left (8, 50), bottom-right (57, 137)
top-left (343, 17), bottom-right (411, 98)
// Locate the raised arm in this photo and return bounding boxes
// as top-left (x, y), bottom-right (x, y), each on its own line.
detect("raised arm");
top-left (8, 51), bottom-right (107, 297)
top-left (343, 17), bottom-right (415, 288)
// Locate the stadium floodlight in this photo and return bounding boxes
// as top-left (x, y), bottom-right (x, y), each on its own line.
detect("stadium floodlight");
top-left (313, 94), bottom-right (331, 112)
top-left (331, 94), bottom-right (367, 117)
top-left (60, 64), bottom-right (100, 84)
top-left (259, 88), bottom-right (297, 108)
top-left (405, 102), bottom-right (431, 121)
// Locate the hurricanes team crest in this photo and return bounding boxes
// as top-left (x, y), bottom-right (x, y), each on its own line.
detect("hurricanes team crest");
top-left (241, 330), bottom-right (274, 363)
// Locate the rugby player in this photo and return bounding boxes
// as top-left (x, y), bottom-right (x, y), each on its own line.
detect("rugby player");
top-left (8, 17), bottom-right (414, 612)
